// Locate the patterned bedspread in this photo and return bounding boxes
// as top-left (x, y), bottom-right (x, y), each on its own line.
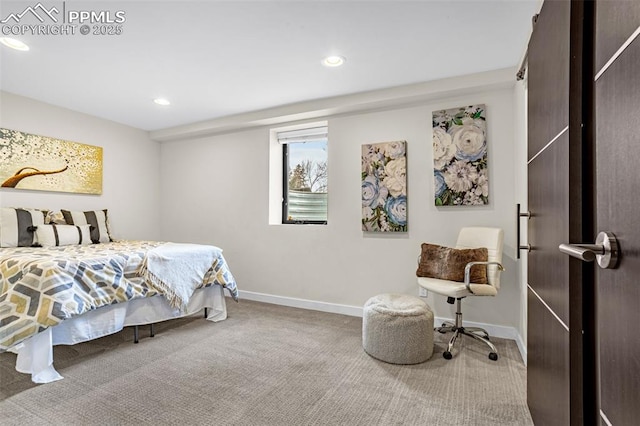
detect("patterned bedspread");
top-left (0, 240), bottom-right (238, 352)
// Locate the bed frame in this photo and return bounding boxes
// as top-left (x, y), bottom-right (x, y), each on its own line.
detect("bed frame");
top-left (9, 284), bottom-right (228, 383)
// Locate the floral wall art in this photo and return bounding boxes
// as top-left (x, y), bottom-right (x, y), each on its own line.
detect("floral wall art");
top-left (361, 141), bottom-right (407, 232)
top-left (432, 104), bottom-right (488, 206)
top-left (0, 128), bottom-right (103, 195)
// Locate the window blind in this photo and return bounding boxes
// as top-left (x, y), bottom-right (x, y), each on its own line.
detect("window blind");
top-left (277, 126), bottom-right (328, 144)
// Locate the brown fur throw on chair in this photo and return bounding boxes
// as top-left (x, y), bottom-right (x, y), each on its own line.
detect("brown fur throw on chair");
top-left (416, 243), bottom-right (488, 284)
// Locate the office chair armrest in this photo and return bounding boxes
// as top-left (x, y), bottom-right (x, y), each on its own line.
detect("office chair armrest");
top-left (464, 261), bottom-right (505, 294)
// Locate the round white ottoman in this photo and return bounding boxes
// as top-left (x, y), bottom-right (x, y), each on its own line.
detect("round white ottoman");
top-left (362, 293), bottom-right (434, 364)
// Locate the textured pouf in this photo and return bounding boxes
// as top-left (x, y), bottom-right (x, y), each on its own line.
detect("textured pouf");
top-left (362, 293), bottom-right (434, 364)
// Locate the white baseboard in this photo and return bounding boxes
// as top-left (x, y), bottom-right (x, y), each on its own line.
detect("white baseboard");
top-left (237, 290), bottom-right (364, 317)
top-left (234, 290), bottom-right (527, 363)
top-left (515, 332), bottom-right (527, 365)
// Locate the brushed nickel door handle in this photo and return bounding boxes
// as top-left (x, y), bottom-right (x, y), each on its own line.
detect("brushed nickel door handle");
top-left (517, 203), bottom-right (531, 259)
top-left (559, 231), bottom-right (619, 269)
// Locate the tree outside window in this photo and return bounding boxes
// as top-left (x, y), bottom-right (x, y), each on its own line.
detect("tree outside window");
top-left (283, 138), bottom-right (328, 224)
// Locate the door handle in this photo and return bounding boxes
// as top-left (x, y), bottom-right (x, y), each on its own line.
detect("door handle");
top-left (516, 203), bottom-right (531, 259)
top-left (558, 244), bottom-right (603, 262)
top-left (559, 231), bottom-right (619, 269)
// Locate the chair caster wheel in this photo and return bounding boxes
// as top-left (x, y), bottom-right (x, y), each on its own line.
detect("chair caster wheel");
top-left (489, 352), bottom-right (498, 361)
top-left (443, 351), bottom-right (453, 360)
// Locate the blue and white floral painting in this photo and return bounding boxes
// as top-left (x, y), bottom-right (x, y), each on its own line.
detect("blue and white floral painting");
top-left (361, 141), bottom-right (407, 232)
top-left (432, 104), bottom-right (488, 206)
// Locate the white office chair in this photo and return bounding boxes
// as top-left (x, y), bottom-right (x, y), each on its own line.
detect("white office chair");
top-left (417, 227), bottom-right (504, 361)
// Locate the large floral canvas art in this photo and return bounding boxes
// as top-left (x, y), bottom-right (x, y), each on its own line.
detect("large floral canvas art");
top-left (0, 128), bottom-right (103, 195)
top-left (432, 105), bottom-right (488, 206)
top-left (362, 141), bottom-right (407, 232)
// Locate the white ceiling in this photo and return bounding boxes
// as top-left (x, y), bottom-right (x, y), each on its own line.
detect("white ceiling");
top-left (0, 1), bottom-right (539, 131)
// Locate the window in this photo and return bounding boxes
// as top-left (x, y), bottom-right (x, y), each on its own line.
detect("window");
top-left (279, 126), bottom-right (328, 224)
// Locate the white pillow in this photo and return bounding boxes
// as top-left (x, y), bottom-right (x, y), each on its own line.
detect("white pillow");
top-left (0, 207), bottom-right (47, 247)
top-left (35, 224), bottom-right (92, 247)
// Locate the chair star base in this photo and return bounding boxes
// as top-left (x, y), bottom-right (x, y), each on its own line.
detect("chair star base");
top-left (437, 298), bottom-right (498, 361)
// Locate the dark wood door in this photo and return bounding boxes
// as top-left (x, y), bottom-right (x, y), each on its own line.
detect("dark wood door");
top-left (527, 1), bottom-right (585, 424)
top-left (527, 0), bottom-right (640, 424)
top-left (593, 1), bottom-right (640, 424)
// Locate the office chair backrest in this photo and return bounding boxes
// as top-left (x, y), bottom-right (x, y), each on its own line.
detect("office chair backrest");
top-left (455, 227), bottom-right (504, 289)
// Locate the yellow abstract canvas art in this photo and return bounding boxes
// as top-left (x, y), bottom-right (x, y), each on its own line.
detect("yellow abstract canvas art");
top-left (0, 128), bottom-right (102, 195)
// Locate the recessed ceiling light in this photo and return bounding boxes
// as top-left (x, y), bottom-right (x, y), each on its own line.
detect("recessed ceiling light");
top-left (0, 37), bottom-right (29, 51)
top-left (322, 55), bottom-right (345, 67)
top-left (153, 98), bottom-right (171, 106)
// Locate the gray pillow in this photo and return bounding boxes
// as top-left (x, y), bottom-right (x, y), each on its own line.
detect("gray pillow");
top-left (61, 209), bottom-right (112, 244)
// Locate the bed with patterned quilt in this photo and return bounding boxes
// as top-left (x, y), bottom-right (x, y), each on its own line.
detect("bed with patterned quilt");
top-left (0, 214), bottom-right (239, 384)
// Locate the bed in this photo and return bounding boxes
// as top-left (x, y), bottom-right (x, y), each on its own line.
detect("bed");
top-left (0, 239), bottom-right (239, 383)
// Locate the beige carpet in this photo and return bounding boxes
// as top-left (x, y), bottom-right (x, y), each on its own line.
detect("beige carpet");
top-left (0, 299), bottom-right (533, 425)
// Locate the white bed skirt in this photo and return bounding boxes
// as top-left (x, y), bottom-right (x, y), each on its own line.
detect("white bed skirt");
top-left (9, 285), bottom-right (227, 384)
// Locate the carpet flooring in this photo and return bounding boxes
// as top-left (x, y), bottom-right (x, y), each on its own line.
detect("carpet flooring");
top-left (0, 299), bottom-right (533, 425)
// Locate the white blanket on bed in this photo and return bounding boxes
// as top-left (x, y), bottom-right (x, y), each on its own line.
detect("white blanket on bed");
top-left (139, 243), bottom-right (222, 311)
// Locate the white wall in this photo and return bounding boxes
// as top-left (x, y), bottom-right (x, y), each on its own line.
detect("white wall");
top-left (0, 84), bottom-right (526, 340)
top-left (0, 92), bottom-right (162, 240)
top-left (514, 79), bottom-right (529, 349)
top-left (160, 85), bottom-right (522, 333)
